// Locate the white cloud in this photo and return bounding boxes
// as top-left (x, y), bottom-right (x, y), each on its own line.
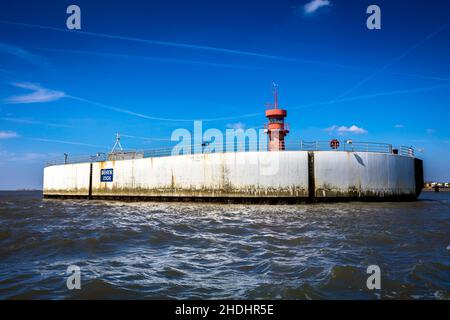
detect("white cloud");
top-left (226, 122), bottom-right (246, 130)
top-left (4, 83), bottom-right (65, 104)
top-left (394, 124), bottom-right (404, 128)
top-left (338, 125), bottom-right (368, 134)
top-left (0, 131), bottom-right (18, 139)
top-left (0, 42), bottom-right (47, 65)
top-left (326, 124), bottom-right (368, 135)
top-left (0, 147), bottom-right (55, 164)
top-left (1, 117), bottom-right (73, 128)
top-left (426, 128), bottom-right (436, 134)
top-left (304, 0), bottom-right (331, 15)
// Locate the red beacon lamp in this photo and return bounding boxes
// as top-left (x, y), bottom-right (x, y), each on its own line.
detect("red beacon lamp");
top-left (264, 83), bottom-right (289, 151)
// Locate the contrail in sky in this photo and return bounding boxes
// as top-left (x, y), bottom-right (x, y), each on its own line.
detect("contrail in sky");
top-left (66, 95), bottom-right (261, 122)
top-left (0, 20), bottom-right (370, 71)
top-left (29, 137), bottom-right (106, 148)
top-left (26, 46), bottom-right (271, 71)
top-left (4, 19), bottom-right (449, 123)
top-left (67, 82), bottom-right (450, 122)
top-left (327, 20), bottom-right (450, 104)
top-left (3, 19), bottom-right (450, 82)
top-left (28, 46), bottom-right (450, 82)
top-left (288, 82), bottom-right (450, 112)
top-left (120, 134), bottom-right (173, 142)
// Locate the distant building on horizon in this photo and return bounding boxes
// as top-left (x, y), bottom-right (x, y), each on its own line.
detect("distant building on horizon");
top-left (424, 182), bottom-right (450, 188)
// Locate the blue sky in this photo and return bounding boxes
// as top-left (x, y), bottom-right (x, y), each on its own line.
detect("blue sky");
top-left (0, 0), bottom-right (449, 189)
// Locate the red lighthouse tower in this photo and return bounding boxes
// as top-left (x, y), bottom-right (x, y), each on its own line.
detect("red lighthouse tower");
top-left (264, 83), bottom-right (289, 151)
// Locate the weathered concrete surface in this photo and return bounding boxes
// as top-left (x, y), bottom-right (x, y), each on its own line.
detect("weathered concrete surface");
top-left (43, 151), bottom-right (421, 201)
top-left (43, 163), bottom-right (91, 196)
top-left (90, 151), bottom-right (309, 198)
top-left (313, 151), bottom-right (417, 198)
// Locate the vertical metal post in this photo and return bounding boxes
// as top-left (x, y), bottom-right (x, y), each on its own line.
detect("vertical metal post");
top-left (308, 151), bottom-right (315, 201)
top-left (88, 163), bottom-right (93, 200)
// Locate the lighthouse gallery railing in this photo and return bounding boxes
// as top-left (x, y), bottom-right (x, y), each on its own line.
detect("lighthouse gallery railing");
top-left (46, 140), bottom-right (415, 166)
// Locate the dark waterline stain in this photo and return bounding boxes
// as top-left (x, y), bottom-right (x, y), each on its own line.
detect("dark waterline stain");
top-left (0, 191), bottom-right (449, 299)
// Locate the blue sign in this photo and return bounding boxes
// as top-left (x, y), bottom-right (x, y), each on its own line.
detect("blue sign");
top-left (101, 168), bottom-right (113, 182)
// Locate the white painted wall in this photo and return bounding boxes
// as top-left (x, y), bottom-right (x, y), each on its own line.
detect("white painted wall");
top-left (90, 151), bottom-right (309, 197)
top-left (314, 151), bottom-right (416, 197)
top-left (43, 163), bottom-right (90, 195)
top-left (43, 151), bottom-right (418, 199)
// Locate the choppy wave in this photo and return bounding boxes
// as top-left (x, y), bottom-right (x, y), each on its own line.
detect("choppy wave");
top-left (0, 191), bottom-right (449, 299)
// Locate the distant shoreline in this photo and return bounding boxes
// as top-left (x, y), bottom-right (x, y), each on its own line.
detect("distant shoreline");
top-left (0, 189), bottom-right (43, 192)
top-left (1, 189), bottom-right (449, 194)
top-left (423, 188), bottom-right (450, 192)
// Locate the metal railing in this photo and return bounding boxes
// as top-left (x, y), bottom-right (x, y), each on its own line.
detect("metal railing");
top-left (45, 140), bottom-right (415, 166)
top-left (264, 123), bottom-right (290, 132)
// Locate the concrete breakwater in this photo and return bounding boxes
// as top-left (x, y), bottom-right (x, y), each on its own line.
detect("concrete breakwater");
top-left (43, 151), bottom-right (424, 202)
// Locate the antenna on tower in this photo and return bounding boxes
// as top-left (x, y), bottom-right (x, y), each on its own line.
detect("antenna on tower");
top-left (272, 82), bottom-right (279, 109)
top-left (111, 132), bottom-right (123, 153)
top-left (265, 82), bottom-right (279, 109)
